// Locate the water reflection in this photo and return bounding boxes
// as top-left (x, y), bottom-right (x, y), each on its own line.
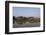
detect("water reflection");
top-left (13, 22), bottom-right (40, 28)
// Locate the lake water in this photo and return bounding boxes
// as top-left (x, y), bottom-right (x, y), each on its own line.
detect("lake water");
top-left (13, 22), bottom-right (40, 28)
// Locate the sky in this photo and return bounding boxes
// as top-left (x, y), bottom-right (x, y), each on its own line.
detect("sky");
top-left (13, 7), bottom-right (40, 17)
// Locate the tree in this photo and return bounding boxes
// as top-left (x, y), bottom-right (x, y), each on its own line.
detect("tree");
top-left (13, 16), bottom-right (16, 24)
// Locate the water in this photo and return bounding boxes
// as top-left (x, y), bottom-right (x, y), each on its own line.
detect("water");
top-left (13, 22), bottom-right (40, 28)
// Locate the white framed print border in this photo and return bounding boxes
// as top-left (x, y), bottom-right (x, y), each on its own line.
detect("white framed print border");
top-left (5, 1), bottom-right (45, 34)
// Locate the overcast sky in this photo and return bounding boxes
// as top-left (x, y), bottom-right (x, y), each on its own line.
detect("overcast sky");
top-left (13, 7), bottom-right (40, 17)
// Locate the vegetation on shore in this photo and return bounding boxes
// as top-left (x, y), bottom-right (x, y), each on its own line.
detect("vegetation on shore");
top-left (13, 16), bottom-right (40, 24)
